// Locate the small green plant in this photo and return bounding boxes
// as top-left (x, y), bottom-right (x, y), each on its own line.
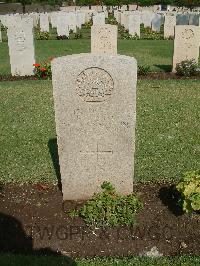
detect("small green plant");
top-left (83, 20), bottom-right (92, 29)
top-left (140, 24), bottom-right (163, 40)
top-left (118, 26), bottom-right (129, 39)
top-left (56, 35), bottom-right (69, 40)
top-left (36, 31), bottom-right (49, 40)
top-left (74, 32), bottom-right (82, 39)
top-left (176, 170), bottom-right (200, 213)
top-left (106, 15), bottom-right (118, 25)
top-left (138, 65), bottom-right (151, 75)
top-left (33, 59), bottom-right (53, 79)
top-left (68, 181), bottom-right (143, 227)
top-left (176, 59), bottom-right (200, 77)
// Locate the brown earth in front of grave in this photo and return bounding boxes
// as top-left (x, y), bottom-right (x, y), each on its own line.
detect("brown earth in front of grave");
top-left (0, 73), bottom-right (200, 82)
top-left (0, 182), bottom-right (199, 258)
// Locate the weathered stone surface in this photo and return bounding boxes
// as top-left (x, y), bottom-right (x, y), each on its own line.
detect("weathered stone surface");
top-left (141, 11), bottom-right (153, 27)
top-left (67, 12), bottom-right (77, 33)
top-left (76, 12), bottom-right (86, 28)
top-left (164, 15), bottom-right (176, 38)
top-left (52, 53), bottom-right (137, 200)
top-left (151, 13), bottom-right (162, 32)
top-left (189, 13), bottom-right (199, 26)
top-left (91, 24), bottom-right (117, 54)
top-left (7, 17), bottom-right (35, 76)
top-left (93, 12), bottom-right (105, 25)
top-left (40, 13), bottom-right (49, 32)
top-left (128, 13), bottom-right (141, 37)
top-left (176, 13), bottom-right (189, 25)
top-left (56, 12), bottom-right (69, 37)
top-left (172, 26), bottom-right (200, 72)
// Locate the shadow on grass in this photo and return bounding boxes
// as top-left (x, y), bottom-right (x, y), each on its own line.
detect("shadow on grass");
top-left (0, 212), bottom-right (76, 266)
top-left (48, 138), bottom-right (62, 191)
top-left (158, 185), bottom-right (184, 216)
top-left (154, 65), bottom-right (172, 72)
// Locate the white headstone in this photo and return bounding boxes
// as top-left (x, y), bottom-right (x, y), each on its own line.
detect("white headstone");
top-left (141, 11), bottom-right (153, 27)
top-left (40, 13), bottom-right (49, 32)
top-left (91, 24), bottom-right (118, 54)
top-left (76, 12), bottom-right (86, 28)
top-left (172, 25), bottom-right (200, 72)
top-left (7, 17), bottom-right (35, 76)
top-left (56, 13), bottom-right (69, 37)
top-left (164, 15), bottom-right (176, 38)
top-left (51, 53), bottom-right (137, 200)
top-left (129, 13), bottom-right (141, 37)
top-left (93, 12), bottom-right (105, 25)
top-left (151, 13), bottom-right (162, 32)
top-left (67, 12), bottom-right (77, 33)
top-left (176, 13), bottom-right (189, 25)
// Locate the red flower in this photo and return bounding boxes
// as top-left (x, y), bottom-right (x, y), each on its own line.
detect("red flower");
top-left (40, 68), bottom-right (46, 72)
top-left (33, 63), bottom-right (40, 67)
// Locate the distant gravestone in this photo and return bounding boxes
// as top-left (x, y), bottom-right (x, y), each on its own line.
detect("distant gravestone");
top-left (50, 12), bottom-right (58, 28)
top-left (67, 12), bottom-right (77, 33)
top-left (76, 12), bottom-right (86, 28)
top-left (176, 13), bottom-right (189, 25)
top-left (117, 11), bottom-right (122, 24)
top-left (91, 24), bottom-right (117, 54)
top-left (93, 12), bottom-right (105, 25)
top-left (52, 53), bottom-right (137, 200)
top-left (121, 11), bottom-right (130, 30)
top-left (151, 13), bottom-right (162, 32)
top-left (124, 11), bottom-right (130, 30)
top-left (40, 13), bottom-right (49, 32)
top-left (189, 13), bottom-right (199, 26)
top-left (30, 12), bottom-right (39, 27)
top-left (7, 17), bottom-right (35, 76)
top-left (120, 12), bottom-right (125, 26)
top-left (128, 13), bottom-right (141, 37)
top-left (173, 26), bottom-right (200, 72)
top-left (141, 11), bottom-right (153, 27)
top-left (164, 15), bottom-right (176, 38)
top-left (56, 14), bottom-right (69, 37)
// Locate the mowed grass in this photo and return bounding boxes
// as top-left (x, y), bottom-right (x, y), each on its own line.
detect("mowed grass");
top-left (0, 39), bottom-right (173, 75)
top-left (0, 254), bottom-right (200, 266)
top-left (0, 79), bottom-right (199, 184)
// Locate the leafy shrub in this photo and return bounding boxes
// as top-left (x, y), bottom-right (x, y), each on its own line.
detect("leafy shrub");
top-left (36, 31), bottom-right (49, 40)
top-left (33, 59), bottom-right (53, 79)
top-left (56, 35), bottom-right (69, 40)
top-left (83, 20), bottom-right (92, 29)
top-left (118, 26), bottom-right (129, 39)
top-left (119, 24), bottom-right (163, 40)
top-left (138, 65), bottom-right (151, 75)
top-left (68, 181), bottom-right (143, 228)
top-left (176, 170), bottom-right (200, 213)
top-left (123, 33), bottom-right (140, 40)
top-left (140, 24), bottom-right (163, 40)
top-left (106, 15), bottom-right (118, 25)
top-left (175, 59), bottom-right (200, 77)
top-left (74, 32), bottom-right (82, 39)
top-left (128, 33), bottom-right (140, 40)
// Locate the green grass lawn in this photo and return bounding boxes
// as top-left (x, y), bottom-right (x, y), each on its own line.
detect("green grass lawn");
top-left (0, 254), bottom-right (200, 266)
top-left (0, 39), bottom-right (173, 75)
top-left (0, 79), bottom-right (199, 184)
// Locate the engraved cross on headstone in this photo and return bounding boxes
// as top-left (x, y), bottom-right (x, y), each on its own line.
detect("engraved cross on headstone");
top-left (80, 142), bottom-right (113, 164)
